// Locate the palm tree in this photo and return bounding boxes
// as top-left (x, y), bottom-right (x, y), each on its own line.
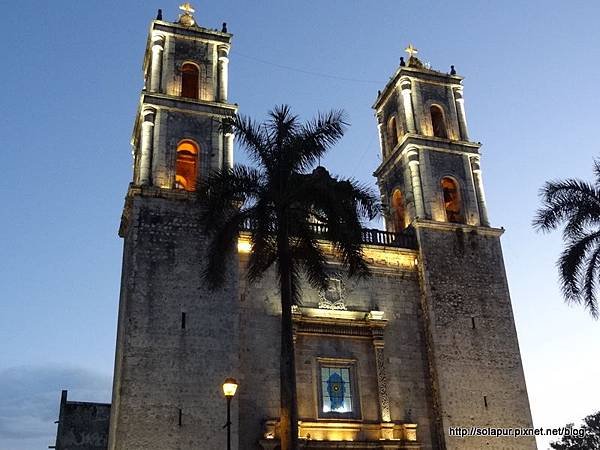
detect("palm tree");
top-left (533, 160), bottom-right (600, 319)
top-left (199, 105), bottom-right (379, 450)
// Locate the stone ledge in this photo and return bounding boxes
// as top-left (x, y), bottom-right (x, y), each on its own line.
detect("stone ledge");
top-left (414, 218), bottom-right (504, 237)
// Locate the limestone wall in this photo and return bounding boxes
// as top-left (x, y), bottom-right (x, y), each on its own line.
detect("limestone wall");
top-left (55, 391), bottom-right (110, 450)
top-left (416, 223), bottom-right (536, 450)
top-left (238, 251), bottom-right (437, 449)
top-left (108, 194), bottom-right (239, 450)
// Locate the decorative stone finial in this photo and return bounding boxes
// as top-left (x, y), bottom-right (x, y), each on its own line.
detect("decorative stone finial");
top-left (222, 22), bottom-right (228, 33)
top-left (178, 3), bottom-right (196, 27)
top-left (156, 9), bottom-right (163, 20)
top-left (450, 65), bottom-right (456, 75)
top-left (400, 56), bottom-right (406, 67)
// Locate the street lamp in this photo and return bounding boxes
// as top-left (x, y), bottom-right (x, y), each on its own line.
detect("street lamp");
top-left (222, 377), bottom-right (238, 450)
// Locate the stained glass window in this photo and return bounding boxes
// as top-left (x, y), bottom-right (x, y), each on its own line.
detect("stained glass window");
top-left (320, 366), bottom-right (353, 414)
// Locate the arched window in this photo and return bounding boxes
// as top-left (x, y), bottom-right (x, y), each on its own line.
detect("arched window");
top-left (391, 189), bottom-right (406, 231)
top-left (387, 116), bottom-right (398, 151)
top-left (181, 63), bottom-right (199, 99)
top-left (175, 140), bottom-right (199, 191)
top-left (430, 105), bottom-right (447, 138)
top-left (441, 177), bottom-right (463, 223)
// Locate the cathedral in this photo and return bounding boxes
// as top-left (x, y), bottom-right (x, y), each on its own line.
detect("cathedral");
top-left (53, 5), bottom-right (537, 450)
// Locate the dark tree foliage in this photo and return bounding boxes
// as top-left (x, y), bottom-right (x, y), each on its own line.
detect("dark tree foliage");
top-left (533, 160), bottom-right (600, 318)
top-left (199, 105), bottom-right (379, 450)
top-left (550, 411), bottom-right (600, 449)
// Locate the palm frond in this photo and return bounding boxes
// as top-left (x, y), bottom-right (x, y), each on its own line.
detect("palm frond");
top-left (287, 109), bottom-right (348, 171)
top-left (289, 222), bottom-right (329, 291)
top-left (203, 208), bottom-right (252, 288)
top-left (533, 179), bottom-right (600, 237)
top-left (582, 245), bottom-right (600, 318)
top-left (267, 105), bottom-right (299, 152)
top-left (199, 165), bottom-right (264, 230)
top-left (226, 114), bottom-right (271, 169)
top-left (593, 158), bottom-right (600, 186)
top-left (558, 230), bottom-right (600, 301)
top-left (246, 200), bottom-right (278, 283)
top-left (288, 171), bottom-right (373, 279)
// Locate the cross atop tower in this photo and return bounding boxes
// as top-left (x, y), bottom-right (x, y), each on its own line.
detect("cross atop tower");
top-left (179, 2), bottom-right (195, 14)
top-left (178, 2), bottom-right (196, 26)
top-left (404, 43), bottom-right (418, 59)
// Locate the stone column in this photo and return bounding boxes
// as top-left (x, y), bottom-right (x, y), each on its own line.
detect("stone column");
top-left (367, 314), bottom-right (391, 424)
top-left (150, 35), bottom-right (165, 93)
top-left (373, 342), bottom-right (391, 422)
top-left (400, 79), bottom-right (416, 134)
top-left (139, 108), bottom-right (156, 186)
top-left (224, 128), bottom-right (234, 169)
top-left (470, 156), bottom-right (490, 226)
top-left (376, 114), bottom-right (385, 158)
top-left (407, 148), bottom-right (425, 218)
top-left (217, 45), bottom-right (230, 102)
top-left (379, 189), bottom-right (390, 232)
top-left (453, 87), bottom-right (469, 141)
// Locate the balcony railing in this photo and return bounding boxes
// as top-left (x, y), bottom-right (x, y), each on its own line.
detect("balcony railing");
top-left (241, 220), bottom-right (417, 250)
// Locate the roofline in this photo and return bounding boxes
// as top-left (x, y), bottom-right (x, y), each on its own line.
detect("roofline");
top-left (372, 65), bottom-right (464, 111)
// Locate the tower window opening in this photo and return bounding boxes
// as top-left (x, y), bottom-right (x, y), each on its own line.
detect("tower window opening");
top-left (430, 105), bottom-right (447, 138)
top-left (387, 116), bottom-right (398, 152)
top-left (441, 177), bottom-right (463, 223)
top-left (181, 63), bottom-right (199, 99)
top-left (391, 189), bottom-right (406, 232)
top-left (175, 140), bottom-right (199, 191)
top-left (181, 312), bottom-right (186, 329)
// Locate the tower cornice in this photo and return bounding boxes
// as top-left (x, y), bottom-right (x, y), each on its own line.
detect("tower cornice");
top-left (373, 66), bottom-right (463, 111)
top-left (373, 134), bottom-right (481, 178)
top-left (413, 218), bottom-right (504, 236)
top-left (131, 93), bottom-right (237, 148)
top-left (142, 20), bottom-right (232, 74)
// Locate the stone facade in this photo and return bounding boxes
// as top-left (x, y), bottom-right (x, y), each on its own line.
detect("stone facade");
top-left (55, 10), bottom-right (536, 450)
top-left (416, 223), bottom-right (535, 450)
top-left (54, 390), bottom-right (110, 450)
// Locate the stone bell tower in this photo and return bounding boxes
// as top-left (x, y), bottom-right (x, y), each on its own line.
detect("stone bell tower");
top-left (373, 46), bottom-right (537, 450)
top-left (108, 5), bottom-right (239, 450)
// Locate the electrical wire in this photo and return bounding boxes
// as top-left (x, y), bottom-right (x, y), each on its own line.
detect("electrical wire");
top-left (232, 51), bottom-right (384, 84)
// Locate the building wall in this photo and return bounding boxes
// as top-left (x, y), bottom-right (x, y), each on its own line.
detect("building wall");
top-left (55, 391), bottom-right (111, 450)
top-left (108, 194), bottom-right (239, 450)
top-left (416, 223), bottom-right (536, 450)
top-left (238, 250), bottom-right (437, 449)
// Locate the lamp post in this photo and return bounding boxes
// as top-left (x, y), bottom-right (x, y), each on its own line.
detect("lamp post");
top-left (222, 377), bottom-right (238, 450)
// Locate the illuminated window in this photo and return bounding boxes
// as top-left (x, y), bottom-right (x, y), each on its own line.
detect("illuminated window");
top-left (441, 177), bottom-right (463, 223)
top-left (175, 140), bottom-right (199, 191)
top-left (430, 105), bottom-right (447, 138)
top-left (318, 362), bottom-right (359, 418)
top-left (181, 63), bottom-right (199, 99)
top-left (387, 116), bottom-right (398, 151)
top-left (391, 189), bottom-right (406, 231)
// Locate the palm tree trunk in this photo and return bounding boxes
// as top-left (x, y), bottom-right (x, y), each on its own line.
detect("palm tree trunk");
top-left (277, 219), bottom-right (299, 450)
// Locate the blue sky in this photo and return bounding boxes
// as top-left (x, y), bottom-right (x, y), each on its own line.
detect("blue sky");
top-left (1, 1), bottom-right (599, 449)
